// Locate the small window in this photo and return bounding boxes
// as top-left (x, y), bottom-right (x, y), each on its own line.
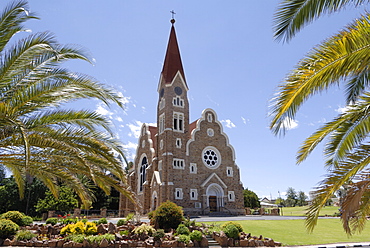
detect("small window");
top-left (142, 140), bottom-right (145, 148)
top-left (195, 202), bottom-right (202, 208)
top-left (228, 191), bottom-right (235, 202)
top-left (160, 139), bottom-right (163, 150)
top-left (159, 114), bottom-right (165, 134)
top-left (189, 163), bottom-right (197, 174)
top-left (173, 158), bottom-right (185, 169)
top-left (173, 96), bottom-right (184, 107)
top-left (175, 188), bottom-right (183, 199)
top-left (226, 167), bottom-right (233, 177)
top-left (190, 189), bottom-right (198, 200)
top-left (176, 138), bottom-right (182, 148)
top-left (159, 98), bottom-right (165, 110)
top-left (158, 160), bottom-right (162, 171)
top-left (173, 112), bottom-right (184, 132)
top-left (207, 113), bottom-right (213, 122)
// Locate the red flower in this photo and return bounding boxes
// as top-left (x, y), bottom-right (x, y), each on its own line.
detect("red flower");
top-left (67, 214), bottom-right (70, 216)
top-left (63, 216), bottom-right (66, 218)
top-left (58, 215), bottom-right (62, 218)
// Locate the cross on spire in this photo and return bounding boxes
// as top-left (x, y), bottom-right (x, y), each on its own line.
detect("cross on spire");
top-left (170, 10), bottom-right (176, 19)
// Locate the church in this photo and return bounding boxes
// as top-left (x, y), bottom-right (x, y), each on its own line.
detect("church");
top-left (119, 19), bottom-right (245, 216)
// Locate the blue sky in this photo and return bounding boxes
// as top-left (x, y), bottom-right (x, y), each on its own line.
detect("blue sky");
top-left (8, 1), bottom-right (365, 199)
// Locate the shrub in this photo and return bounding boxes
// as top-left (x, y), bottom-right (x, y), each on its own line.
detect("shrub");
top-left (65, 234), bottom-right (85, 243)
top-left (189, 230), bottom-right (203, 242)
top-left (176, 224), bottom-right (190, 235)
top-left (0, 219), bottom-right (19, 238)
top-left (178, 234), bottom-right (190, 244)
top-left (1, 211), bottom-right (24, 226)
top-left (116, 219), bottom-right (127, 226)
top-left (149, 200), bottom-right (184, 231)
top-left (86, 233), bottom-right (115, 244)
top-left (85, 222), bottom-right (98, 235)
top-left (133, 223), bottom-right (155, 236)
top-left (153, 229), bottom-right (165, 241)
top-left (223, 224), bottom-right (239, 239)
top-left (14, 230), bottom-right (36, 241)
top-left (60, 221), bottom-right (97, 236)
top-left (97, 217), bottom-right (107, 224)
top-left (21, 216), bottom-right (33, 226)
top-left (126, 213), bottom-right (134, 221)
top-left (221, 221), bottom-right (243, 232)
top-left (46, 218), bottom-right (58, 225)
top-left (120, 230), bottom-right (130, 236)
top-left (182, 217), bottom-right (196, 227)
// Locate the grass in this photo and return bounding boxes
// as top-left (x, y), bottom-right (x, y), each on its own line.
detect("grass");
top-left (208, 219), bottom-right (370, 246)
top-left (281, 206), bottom-right (339, 216)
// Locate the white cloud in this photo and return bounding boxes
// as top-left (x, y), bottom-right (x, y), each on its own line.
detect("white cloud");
top-left (335, 105), bottom-right (354, 114)
top-left (122, 141), bottom-right (138, 161)
top-left (95, 103), bottom-right (113, 119)
top-left (281, 117), bottom-right (298, 130)
top-left (221, 119), bottom-right (236, 129)
top-left (115, 116), bottom-right (123, 122)
top-left (241, 116), bottom-right (249, 125)
top-left (127, 120), bottom-right (143, 138)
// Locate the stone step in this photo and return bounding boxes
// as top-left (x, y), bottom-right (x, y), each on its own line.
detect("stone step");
top-left (206, 236), bottom-right (221, 247)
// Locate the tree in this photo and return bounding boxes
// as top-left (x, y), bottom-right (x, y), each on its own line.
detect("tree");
top-left (297, 191), bottom-right (308, 206)
top-left (285, 187), bottom-right (297, 207)
top-left (270, 0), bottom-right (370, 234)
top-left (243, 188), bottom-right (260, 208)
top-left (0, 1), bottom-right (133, 209)
top-left (35, 186), bottom-right (78, 213)
top-left (0, 177), bottom-right (47, 216)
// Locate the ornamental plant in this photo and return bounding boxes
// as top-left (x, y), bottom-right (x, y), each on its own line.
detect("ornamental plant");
top-left (60, 221), bottom-right (97, 236)
top-left (223, 224), bottom-right (239, 239)
top-left (178, 234), bottom-right (190, 244)
top-left (149, 200), bottom-right (184, 231)
top-left (189, 230), bottom-right (203, 242)
top-left (0, 219), bottom-right (19, 238)
top-left (176, 224), bottom-right (190, 235)
top-left (14, 230), bottom-right (36, 241)
top-left (1, 211), bottom-right (24, 226)
top-left (221, 221), bottom-right (243, 232)
top-left (133, 223), bottom-right (156, 236)
top-left (46, 218), bottom-right (58, 225)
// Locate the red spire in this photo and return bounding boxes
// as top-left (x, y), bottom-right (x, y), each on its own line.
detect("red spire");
top-left (161, 19), bottom-right (186, 85)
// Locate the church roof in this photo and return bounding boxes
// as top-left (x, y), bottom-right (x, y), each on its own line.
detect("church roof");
top-left (161, 19), bottom-right (187, 85)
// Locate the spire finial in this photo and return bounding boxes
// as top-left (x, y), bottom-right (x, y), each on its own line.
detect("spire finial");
top-left (170, 10), bottom-right (176, 24)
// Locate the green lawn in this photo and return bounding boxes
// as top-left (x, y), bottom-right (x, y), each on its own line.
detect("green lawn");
top-left (281, 206), bottom-right (339, 216)
top-left (208, 219), bottom-right (370, 246)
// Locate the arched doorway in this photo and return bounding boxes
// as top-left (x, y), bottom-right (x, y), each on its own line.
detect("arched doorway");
top-left (206, 183), bottom-right (224, 212)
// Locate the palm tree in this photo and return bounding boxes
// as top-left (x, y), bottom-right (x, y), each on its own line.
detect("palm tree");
top-left (270, 0), bottom-right (370, 234)
top-left (0, 0), bottom-right (133, 209)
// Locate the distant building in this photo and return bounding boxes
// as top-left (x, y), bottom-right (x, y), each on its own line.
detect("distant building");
top-left (119, 19), bottom-right (244, 216)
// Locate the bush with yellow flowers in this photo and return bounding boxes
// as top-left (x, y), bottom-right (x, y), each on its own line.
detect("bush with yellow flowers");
top-left (60, 221), bottom-right (97, 236)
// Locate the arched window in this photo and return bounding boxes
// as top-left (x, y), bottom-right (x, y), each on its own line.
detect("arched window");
top-left (139, 157), bottom-right (148, 192)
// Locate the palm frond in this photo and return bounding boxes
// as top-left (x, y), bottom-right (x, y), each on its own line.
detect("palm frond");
top-left (306, 144), bottom-right (370, 233)
top-left (273, 0), bottom-right (368, 42)
top-left (0, 0), bottom-right (38, 52)
top-left (270, 13), bottom-right (370, 136)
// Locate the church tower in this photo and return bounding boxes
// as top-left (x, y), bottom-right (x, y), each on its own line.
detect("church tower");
top-left (156, 18), bottom-right (190, 204)
top-left (119, 18), bottom-right (245, 217)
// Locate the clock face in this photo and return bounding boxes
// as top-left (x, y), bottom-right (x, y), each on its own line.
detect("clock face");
top-left (160, 88), bottom-right (164, 97)
top-left (202, 147), bottom-right (221, 169)
top-left (174, 86), bottom-right (182, 95)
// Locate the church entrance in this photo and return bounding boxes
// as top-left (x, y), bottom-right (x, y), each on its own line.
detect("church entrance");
top-left (206, 183), bottom-right (224, 212)
top-left (209, 196), bottom-right (217, 211)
